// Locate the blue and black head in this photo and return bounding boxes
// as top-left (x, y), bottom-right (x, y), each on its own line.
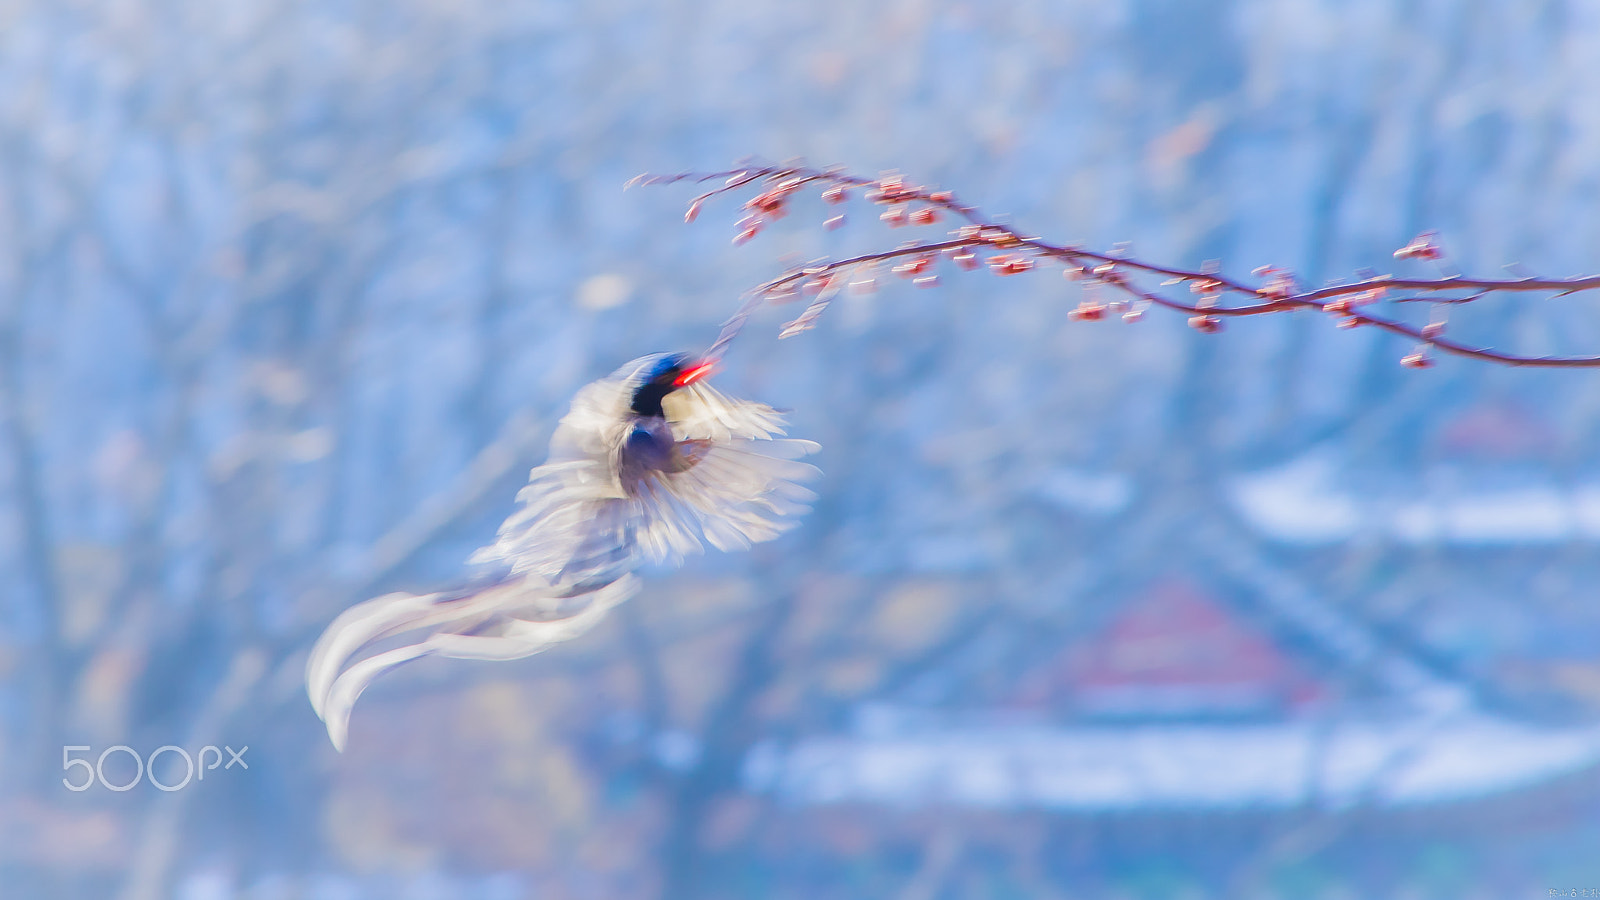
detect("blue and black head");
top-left (628, 353), bottom-right (716, 418)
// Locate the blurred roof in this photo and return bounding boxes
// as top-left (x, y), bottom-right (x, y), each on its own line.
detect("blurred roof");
top-left (1009, 579), bottom-right (1325, 718)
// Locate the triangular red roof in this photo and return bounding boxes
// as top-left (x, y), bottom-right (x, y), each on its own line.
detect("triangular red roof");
top-left (1436, 401), bottom-right (1556, 460)
top-left (1010, 580), bottom-right (1325, 717)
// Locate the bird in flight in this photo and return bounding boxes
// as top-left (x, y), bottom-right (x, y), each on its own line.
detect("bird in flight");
top-left (307, 353), bottom-right (820, 750)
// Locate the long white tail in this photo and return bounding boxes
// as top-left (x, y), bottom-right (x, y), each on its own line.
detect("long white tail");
top-left (307, 575), bottom-right (637, 751)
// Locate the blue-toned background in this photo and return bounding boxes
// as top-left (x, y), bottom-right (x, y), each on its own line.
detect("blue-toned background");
top-left (3, 1), bottom-right (1600, 897)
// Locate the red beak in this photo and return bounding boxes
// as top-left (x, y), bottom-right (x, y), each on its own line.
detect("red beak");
top-left (673, 359), bottom-right (716, 387)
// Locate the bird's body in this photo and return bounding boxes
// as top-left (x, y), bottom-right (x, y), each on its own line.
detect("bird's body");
top-left (307, 353), bottom-right (819, 750)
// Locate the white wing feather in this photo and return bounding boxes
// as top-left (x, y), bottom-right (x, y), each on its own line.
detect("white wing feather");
top-left (474, 370), bottom-right (819, 571)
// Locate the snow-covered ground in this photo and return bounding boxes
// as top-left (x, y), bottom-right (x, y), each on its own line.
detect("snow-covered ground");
top-left (749, 708), bottom-right (1600, 810)
top-left (1231, 453), bottom-right (1600, 545)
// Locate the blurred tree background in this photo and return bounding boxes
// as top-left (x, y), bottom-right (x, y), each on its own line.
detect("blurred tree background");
top-left (2, 0), bottom-right (1600, 897)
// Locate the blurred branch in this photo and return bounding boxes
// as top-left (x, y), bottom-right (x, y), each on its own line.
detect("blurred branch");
top-left (0, 315), bottom-right (66, 762)
top-left (117, 407), bottom-right (547, 899)
top-left (115, 649), bottom-right (268, 900)
top-left (1225, 699), bottom-right (1471, 897)
top-left (1197, 523), bottom-right (1474, 708)
top-left (641, 163), bottom-right (1600, 369)
top-left (659, 588), bottom-right (796, 900)
top-left (0, 140), bottom-right (85, 777)
top-left (895, 824), bottom-right (965, 900)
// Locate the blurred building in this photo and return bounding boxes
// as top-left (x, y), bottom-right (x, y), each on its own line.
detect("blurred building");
top-left (747, 577), bottom-right (1600, 812)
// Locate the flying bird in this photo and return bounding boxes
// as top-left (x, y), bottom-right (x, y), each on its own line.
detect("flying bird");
top-left (307, 353), bottom-right (820, 750)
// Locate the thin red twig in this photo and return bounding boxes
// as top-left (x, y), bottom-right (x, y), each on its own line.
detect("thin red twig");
top-left (634, 164), bottom-right (1600, 369)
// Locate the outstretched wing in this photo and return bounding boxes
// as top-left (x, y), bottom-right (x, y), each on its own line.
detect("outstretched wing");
top-left (626, 436), bottom-right (820, 564)
top-left (664, 381), bottom-right (791, 441)
top-left (620, 385), bottom-right (820, 565)
top-left (476, 379), bottom-right (820, 572)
